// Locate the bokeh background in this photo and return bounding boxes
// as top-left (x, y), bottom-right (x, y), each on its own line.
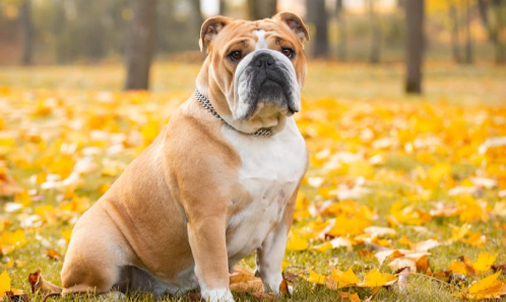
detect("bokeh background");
top-left (0, 0), bottom-right (505, 94)
top-left (1, 2), bottom-right (506, 301)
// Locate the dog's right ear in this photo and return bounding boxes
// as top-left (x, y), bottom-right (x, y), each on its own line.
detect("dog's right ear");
top-left (199, 16), bottom-right (233, 52)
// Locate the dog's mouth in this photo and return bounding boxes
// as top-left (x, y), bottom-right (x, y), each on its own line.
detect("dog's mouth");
top-left (235, 76), bottom-right (298, 120)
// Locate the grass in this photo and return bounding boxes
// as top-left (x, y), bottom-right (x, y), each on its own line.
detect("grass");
top-left (1, 60), bottom-right (506, 301)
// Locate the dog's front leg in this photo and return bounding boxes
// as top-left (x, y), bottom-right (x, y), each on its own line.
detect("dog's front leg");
top-left (255, 188), bottom-right (299, 294)
top-left (187, 215), bottom-right (234, 302)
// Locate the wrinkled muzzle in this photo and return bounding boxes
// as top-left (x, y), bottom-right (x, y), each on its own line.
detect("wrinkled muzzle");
top-left (233, 49), bottom-right (301, 120)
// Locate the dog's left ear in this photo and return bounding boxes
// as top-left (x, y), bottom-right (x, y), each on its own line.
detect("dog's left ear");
top-left (273, 12), bottom-right (310, 43)
top-left (199, 16), bottom-right (234, 52)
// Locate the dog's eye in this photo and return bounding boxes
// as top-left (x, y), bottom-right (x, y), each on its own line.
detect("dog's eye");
top-left (281, 48), bottom-right (295, 59)
top-left (228, 50), bottom-right (242, 62)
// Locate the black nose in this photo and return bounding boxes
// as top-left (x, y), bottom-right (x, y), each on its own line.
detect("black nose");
top-left (253, 53), bottom-right (275, 68)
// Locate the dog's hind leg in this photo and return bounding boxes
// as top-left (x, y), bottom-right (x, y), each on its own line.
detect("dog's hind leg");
top-left (60, 205), bottom-right (131, 297)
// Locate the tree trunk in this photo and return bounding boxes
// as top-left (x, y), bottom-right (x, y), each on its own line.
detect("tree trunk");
top-left (125, 0), bottom-right (157, 90)
top-left (450, 5), bottom-right (462, 63)
top-left (247, 0), bottom-right (277, 20)
top-left (464, 0), bottom-right (473, 64)
top-left (190, 0), bottom-right (204, 26)
top-left (20, 0), bottom-right (33, 65)
top-left (369, 0), bottom-right (381, 64)
top-left (397, 0), bottom-right (406, 10)
top-left (494, 0), bottom-right (506, 64)
top-left (219, 0), bottom-right (227, 15)
top-left (336, 0), bottom-right (347, 61)
top-left (308, 0), bottom-right (328, 58)
top-left (405, 0), bottom-right (424, 94)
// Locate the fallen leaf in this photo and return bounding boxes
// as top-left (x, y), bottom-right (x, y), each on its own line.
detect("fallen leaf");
top-left (45, 249), bottom-right (62, 261)
top-left (286, 230), bottom-right (308, 251)
top-left (28, 270), bottom-right (62, 294)
top-left (358, 269), bottom-right (397, 287)
top-left (328, 268), bottom-right (361, 289)
top-left (304, 270), bottom-right (327, 285)
top-left (448, 260), bottom-right (468, 276)
top-left (455, 270), bottom-right (506, 300)
top-left (0, 270), bottom-right (10, 297)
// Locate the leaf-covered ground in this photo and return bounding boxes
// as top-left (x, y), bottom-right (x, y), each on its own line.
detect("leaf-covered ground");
top-left (1, 62), bottom-right (506, 301)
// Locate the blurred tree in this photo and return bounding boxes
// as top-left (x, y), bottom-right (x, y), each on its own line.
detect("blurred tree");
top-left (125, 0), bottom-right (157, 90)
top-left (464, 0), bottom-right (473, 64)
top-left (20, 0), bottom-right (32, 65)
top-left (484, 0), bottom-right (506, 64)
top-left (247, 0), bottom-right (277, 20)
top-left (190, 0), bottom-right (204, 26)
top-left (368, 0), bottom-right (381, 63)
top-left (219, 0), bottom-right (227, 15)
top-left (449, 3), bottom-right (462, 63)
top-left (492, 0), bottom-right (506, 63)
top-left (405, 0), bottom-right (424, 93)
top-left (336, 0), bottom-right (347, 61)
top-left (308, 0), bottom-right (328, 58)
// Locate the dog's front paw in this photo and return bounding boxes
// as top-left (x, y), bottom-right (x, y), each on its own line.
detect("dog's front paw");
top-left (201, 288), bottom-right (235, 302)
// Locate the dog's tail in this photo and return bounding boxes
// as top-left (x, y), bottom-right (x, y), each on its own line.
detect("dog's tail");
top-left (42, 292), bottom-right (61, 302)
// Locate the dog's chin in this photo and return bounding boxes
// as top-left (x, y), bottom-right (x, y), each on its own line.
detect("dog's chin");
top-left (248, 103), bottom-right (288, 133)
top-left (227, 101), bottom-right (289, 135)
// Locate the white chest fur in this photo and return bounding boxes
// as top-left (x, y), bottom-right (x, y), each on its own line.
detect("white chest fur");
top-left (222, 118), bottom-right (307, 263)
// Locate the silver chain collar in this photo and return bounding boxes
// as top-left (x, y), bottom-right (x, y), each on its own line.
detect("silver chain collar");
top-left (194, 89), bottom-right (273, 137)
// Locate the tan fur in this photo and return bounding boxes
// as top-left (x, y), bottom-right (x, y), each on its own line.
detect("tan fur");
top-left (60, 12), bottom-right (309, 300)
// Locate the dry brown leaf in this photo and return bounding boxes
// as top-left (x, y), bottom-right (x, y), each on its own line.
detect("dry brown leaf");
top-left (4, 289), bottom-right (29, 302)
top-left (229, 265), bottom-right (258, 284)
top-left (28, 270), bottom-right (62, 294)
top-left (459, 256), bottom-right (476, 276)
top-left (415, 255), bottom-right (430, 273)
top-left (45, 249), bottom-right (62, 261)
top-left (229, 280), bottom-right (264, 293)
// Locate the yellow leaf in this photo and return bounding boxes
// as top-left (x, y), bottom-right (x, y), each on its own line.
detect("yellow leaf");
top-left (457, 270), bottom-right (506, 300)
top-left (304, 270), bottom-right (327, 285)
top-left (329, 268), bottom-right (361, 288)
top-left (389, 200), bottom-right (431, 226)
top-left (348, 160), bottom-right (374, 179)
top-left (458, 195), bottom-right (489, 223)
top-left (473, 252), bottom-right (497, 273)
top-left (286, 230), bottom-right (308, 251)
top-left (449, 224), bottom-right (470, 242)
top-left (448, 260), bottom-right (467, 276)
top-left (62, 229), bottom-right (73, 244)
top-left (0, 229), bottom-right (28, 255)
top-left (427, 162), bottom-right (452, 183)
top-left (0, 270), bottom-right (11, 297)
top-left (327, 214), bottom-right (372, 237)
top-left (311, 242), bottom-right (333, 252)
top-left (359, 269), bottom-right (397, 287)
top-left (462, 232), bottom-right (486, 247)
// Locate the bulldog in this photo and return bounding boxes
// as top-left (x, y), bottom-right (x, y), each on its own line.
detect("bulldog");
top-left (57, 12), bottom-right (309, 302)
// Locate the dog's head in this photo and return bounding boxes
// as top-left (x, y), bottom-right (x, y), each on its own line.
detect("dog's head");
top-left (196, 12), bottom-right (309, 134)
